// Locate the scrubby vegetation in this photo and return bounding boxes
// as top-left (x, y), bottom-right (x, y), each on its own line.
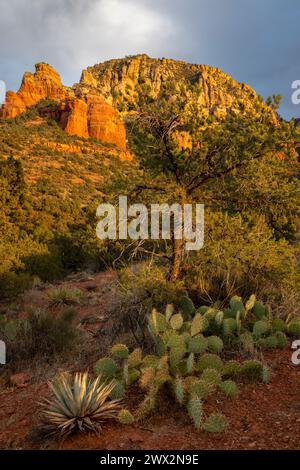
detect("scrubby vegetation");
top-left (0, 74), bottom-right (299, 444)
top-left (0, 307), bottom-right (79, 363)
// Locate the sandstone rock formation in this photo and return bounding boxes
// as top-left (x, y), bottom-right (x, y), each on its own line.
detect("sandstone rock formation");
top-left (1, 63), bottom-right (67, 118)
top-left (0, 63), bottom-right (128, 154)
top-left (1, 55), bottom-right (278, 157)
top-left (80, 54), bottom-right (276, 121)
top-left (87, 94), bottom-right (126, 150)
top-left (59, 98), bottom-right (89, 138)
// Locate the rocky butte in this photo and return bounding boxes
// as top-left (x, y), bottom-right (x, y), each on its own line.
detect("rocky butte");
top-left (0, 55), bottom-right (277, 156)
top-left (0, 62), bottom-right (129, 159)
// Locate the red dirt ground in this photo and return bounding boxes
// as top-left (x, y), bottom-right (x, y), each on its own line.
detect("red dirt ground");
top-left (0, 272), bottom-right (299, 450)
top-left (0, 348), bottom-right (299, 450)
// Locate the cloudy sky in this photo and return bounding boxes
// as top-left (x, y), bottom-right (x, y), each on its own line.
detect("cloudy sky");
top-left (1, 0), bottom-right (299, 119)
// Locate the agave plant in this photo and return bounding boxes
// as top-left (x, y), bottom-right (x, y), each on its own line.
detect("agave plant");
top-left (48, 287), bottom-right (83, 306)
top-left (41, 372), bottom-right (121, 436)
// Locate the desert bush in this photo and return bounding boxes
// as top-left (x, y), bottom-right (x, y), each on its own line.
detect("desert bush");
top-left (106, 263), bottom-right (185, 345)
top-left (185, 211), bottom-right (300, 307)
top-left (0, 308), bottom-right (79, 362)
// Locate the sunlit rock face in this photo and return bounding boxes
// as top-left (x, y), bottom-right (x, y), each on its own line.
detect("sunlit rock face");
top-left (1, 55), bottom-right (277, 157)
top-left (0, 63), bottom-right (128, 155)
top-left (79, 54), bottom-right (276, 122)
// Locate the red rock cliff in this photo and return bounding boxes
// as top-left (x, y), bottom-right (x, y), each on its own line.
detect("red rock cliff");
top-left (0, 63), bottom-right (128, 155)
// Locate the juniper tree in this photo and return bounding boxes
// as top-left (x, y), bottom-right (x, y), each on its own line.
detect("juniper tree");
top-left (128, 83), bottom-right (300, 280)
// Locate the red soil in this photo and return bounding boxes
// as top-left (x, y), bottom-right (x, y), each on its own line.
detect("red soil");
top-left (0, 271), bottom-right (299, 450)
top-left (0, 348), bottom-right (299, 450)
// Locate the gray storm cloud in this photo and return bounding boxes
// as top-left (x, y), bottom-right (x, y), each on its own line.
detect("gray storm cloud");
top-left (0, 0), bottom-right (300, 119)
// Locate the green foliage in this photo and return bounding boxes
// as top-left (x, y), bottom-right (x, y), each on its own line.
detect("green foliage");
top-left (222, 361), bottom-right (242, 378)
top-left (47, 287), bottom-right (83, 306)
top-left (265, 335), bottom-right (279, 349)
top-left (219, 380), bottom-right (238, 399)
top-left (127, 368), bottom-right (140, 385)
top-left (230, 296), bottom-right (246, 318)
top-left (149, 308), bottom-right (168, 335)
top-left (128, 348), bottom-right (142, 368)
top-left (203, 414), bottom-right (228, 433)
top-left (191, 313), bottom-right (208, 336)
top-left (178, 296), bottom-right (196, 319)
top-left (142, 355), bottom-right (159, 369)
top-left (94, 358), bottom-right (118, 379)
top-left (197, 354), bottom-right (223, 372)
top-left (189, 378), bottom-right (215, 399)
top-left (238, 331), bottom-right (254, 353)
top-left (0, 308), bottom-right (78, 362)
top-left (240, 360), bottom-right (264, 380)
top-left (272, 319), bottom-right (286, 332)
top-left (187, 335), bottom-right (208, 354)
top-left (173, 377), bottom-right (185, 405)
top-left (186, 352), bottom-right (195, 374)
top-left (207, 335), bottom-right (224, 353)
top-left (253, 320), bottom-right (270, 338)
top-left (109, 381), bottom-right (125, 400)
top-left (253, 301), bottom-right (268, 320)
top-left (118, 409), bottom-right (135, 425)
top-left (245, 294), bottom-right (256, 312)
top-left (201, 368), bottom-right (222, 387)
top-left (111, 344), bottom-right (129, 359)
top-left (261, 366), bottom-right (270, 384)
top-left (170, 313), bottom-right (184, 330)
top-left (223, 318), bottom-right (237, 337)
top-left (135, 383), bottom-right (159, 421)
top-left (287, 318), bottom-right (300, 337)
top-left (274, 331), bottom-right (288, 349)
top-left (93, 301), bottom-right (280, 432)
top-left (187, 396), bottom-right (203, 429)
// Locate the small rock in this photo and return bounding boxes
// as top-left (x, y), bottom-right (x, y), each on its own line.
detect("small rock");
top-left (248, 442), bottom-right (257, 448)
top-left (129, 432), bottom-right (145, 443)
top-left (86, 285), bottom-right (98, 292)
top-left (10, 373), bottom-right (30, 387)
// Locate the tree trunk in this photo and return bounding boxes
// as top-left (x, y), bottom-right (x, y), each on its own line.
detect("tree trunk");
top-left (170, 237), bottom-right (184, 280)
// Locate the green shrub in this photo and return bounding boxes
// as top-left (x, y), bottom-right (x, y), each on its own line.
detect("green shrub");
top-left (1, 308), bottom-right (79, 362)
top-left (274, 331), bottom-right (288, 349)
top-left (287, 318), bottom-right (300, 337)
top-left (272, 318), bottom-right (286, 332)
